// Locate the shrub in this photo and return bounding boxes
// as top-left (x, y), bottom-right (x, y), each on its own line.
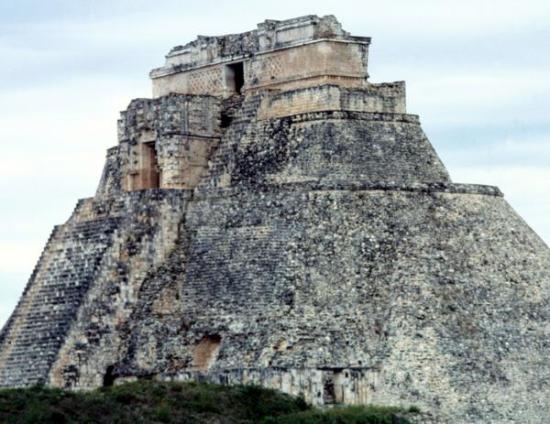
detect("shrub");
top-left (0, 381), bottom-right (417, 424)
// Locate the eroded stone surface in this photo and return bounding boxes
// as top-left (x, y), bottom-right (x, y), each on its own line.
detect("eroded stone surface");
top-left (150, 15), bottom-right (371, 98)
top-left (1, 15), bottom-right (548, 424)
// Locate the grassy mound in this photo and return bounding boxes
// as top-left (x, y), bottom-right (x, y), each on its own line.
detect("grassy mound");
top-left (0, 380), bottom-right (418, 423)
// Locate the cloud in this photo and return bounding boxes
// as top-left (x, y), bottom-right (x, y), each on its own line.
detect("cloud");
top-left (438, 134), bottom-right (550, 168)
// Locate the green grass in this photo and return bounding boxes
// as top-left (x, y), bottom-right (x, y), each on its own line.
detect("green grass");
top-left (0, 381), bottom-right (418, 424)
top-left (260, 405), bottom-right (422, 424)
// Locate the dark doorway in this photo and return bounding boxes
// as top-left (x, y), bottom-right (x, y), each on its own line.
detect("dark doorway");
top-left (323, 378), bottom-right (335, 404)
top-left (103, 365), bottom-right (116, 387)
top-left (226, 62), bottom-right (244, 94)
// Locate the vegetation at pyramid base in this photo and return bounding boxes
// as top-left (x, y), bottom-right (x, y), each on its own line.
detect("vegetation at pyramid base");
top-left (0, 380), bottom-right (419, 423)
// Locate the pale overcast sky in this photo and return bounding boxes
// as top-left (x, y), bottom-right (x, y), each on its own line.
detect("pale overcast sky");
top-left (1, 0), bottom-right (549, 328)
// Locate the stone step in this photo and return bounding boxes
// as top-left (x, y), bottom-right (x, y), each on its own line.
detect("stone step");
top-left (0, 213), bottom-right (121, 387)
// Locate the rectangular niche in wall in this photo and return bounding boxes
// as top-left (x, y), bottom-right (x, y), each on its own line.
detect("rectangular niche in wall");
top-left (141, 141), bottom-right (160, 188)
top-left (193, 334), bottom-right (222, 371)
top-left (128, 141), bottom-right (160, 190)
top-left (225, 62), bottom-right (245, 95)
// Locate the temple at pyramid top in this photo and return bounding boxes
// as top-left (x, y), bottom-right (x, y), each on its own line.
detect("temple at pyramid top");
top-left (109, 15), bottom-right (412, 192)
top-left (149, 15), bottom-right (373, 98)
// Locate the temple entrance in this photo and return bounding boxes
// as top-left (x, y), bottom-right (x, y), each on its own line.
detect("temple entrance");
top-left (103, 365), bottom-right (116, 387)
top-left (142, 142), bottom-right (159, 188)
top-left (226, 62), bottom-right (244, 94)
top-left (128, 142), bottom-right (160, 190)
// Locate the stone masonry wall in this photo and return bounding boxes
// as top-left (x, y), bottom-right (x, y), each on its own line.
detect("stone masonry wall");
top-left (152, 40), bottom-right (369, 98)
top-left (30, 100), bottom-right (547, 423)
top-left (48, 190), bottom-right (190, 389)
top-left (96, 146), bottom-right (122, 198)
top-left (176, 185), bottom-right (549, 422)
top-left (103, 86), bottom-right (413, 195)
top-left (1, 15), bottom-right (549, 424)
top-left (256, 83), bottom-right (406, 120)
top-left (151, 15), bottom-right (369, 98)
top-left (0, 205), bottom-right (120, 387)
top-left (197, 110), bottom-right (450, 193)
top-left (106, 94), bottom-right (221, 192)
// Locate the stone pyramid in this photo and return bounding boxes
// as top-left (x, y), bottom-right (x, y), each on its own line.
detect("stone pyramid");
top-left (0, 15), bottom-right (548, 423)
